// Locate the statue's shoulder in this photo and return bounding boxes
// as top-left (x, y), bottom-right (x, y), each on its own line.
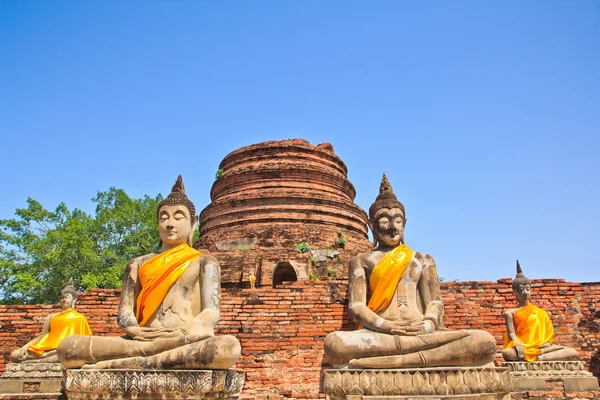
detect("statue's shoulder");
top-left (196, 252), bottom-right (218, 266)
top-left (504, 307), bottom-right (518, 316)
top-left (412, 250), bottom-right (436, 266)
top-left (126, 253), bottom-right (157, 270)
top-left (350, 251), bottom-right (378, 268)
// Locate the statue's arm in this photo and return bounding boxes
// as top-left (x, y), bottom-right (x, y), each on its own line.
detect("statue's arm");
top-left (418, 254), bottom-right (444, 330)
top-left (117, 258), bottom-right (144, 337)
top-left (348, 256), bottom-right (397, 334)
top-left (185, 255), bottom-right (220, 337)
top-left (504, 308), bottom-right (524, 357)
top-left (11, 314), bottom-right (53, 361)
top-left (28, 314), bottom-right (53, 346)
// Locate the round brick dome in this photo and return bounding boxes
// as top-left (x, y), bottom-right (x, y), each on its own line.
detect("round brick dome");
top-left (198, 139), bottom-right (371, 251)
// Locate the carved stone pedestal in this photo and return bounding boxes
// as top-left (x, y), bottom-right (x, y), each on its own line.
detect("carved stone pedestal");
top-left (0, 363), bottom-right (63, 395)
top-left (323, 367), bottom-right (512, 400)
top-left (503, 361), bottom-right (599, 392)
top-left (63, 369), bottom-right (245, 400)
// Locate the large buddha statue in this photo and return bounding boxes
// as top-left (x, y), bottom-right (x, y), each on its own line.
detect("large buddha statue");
top-left (57, 176), bottom-right (241, 369)
top-left (324, 174), bottom-right (497, 368)
top-left (502, 261), bottom-right (579, 362)
top-left (11, 279), bottom-right (92, 363)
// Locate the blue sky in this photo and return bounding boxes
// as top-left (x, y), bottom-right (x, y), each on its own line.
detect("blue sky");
top-left (1, 1), bottom-right (598, 282)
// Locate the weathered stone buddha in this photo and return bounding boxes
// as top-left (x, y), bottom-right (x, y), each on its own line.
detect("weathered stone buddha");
top-left (324, 174), bottom-right (497, 368)
top-left (502, 261), bottom-right (579, 362)
top-left (10, 279), bottom-right (92, 364)
top-left (57, 176), bottom-right (241, 370)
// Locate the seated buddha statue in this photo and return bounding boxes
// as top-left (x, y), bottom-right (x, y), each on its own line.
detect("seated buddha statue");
top-left (502, 261), bottom-right (579, 362)
top-left (11, 279), bottom-right (92, 363)
top-left (57, 176), bottom-right (241, 369)
top-left (324, 174), bottom-right (497, 368)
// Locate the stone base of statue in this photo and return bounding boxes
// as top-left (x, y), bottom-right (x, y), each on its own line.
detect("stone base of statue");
top-left (323, 367), bottom-right (512, 400)
top-left (503, 361), bottom-right (599, 392)
top-left (62, 369), bottom-right (245, 400)
top-left (0, 363), bottom-right (63, 395)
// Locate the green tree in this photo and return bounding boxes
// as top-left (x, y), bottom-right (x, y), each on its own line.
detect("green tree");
top-left (0, 188), bottom-right (163, 304)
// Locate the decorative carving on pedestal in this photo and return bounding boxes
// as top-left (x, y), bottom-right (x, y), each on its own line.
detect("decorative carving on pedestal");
top-left (503, 361), bottom-right (599, 392)
top-left (63, 369), bottom-right (246, 400)
top-left (322, 367), bottom-right (512, 400)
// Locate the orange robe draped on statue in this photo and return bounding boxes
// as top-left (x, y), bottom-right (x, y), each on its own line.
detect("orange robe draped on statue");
top-left (136, 243), bottom-right (202, 326)
top-left (367, 244), bottom-right (414, 314)
top-left (28, 309), bottom-right (92, 356)
top-left (504, 303), bottom-right (555, 362)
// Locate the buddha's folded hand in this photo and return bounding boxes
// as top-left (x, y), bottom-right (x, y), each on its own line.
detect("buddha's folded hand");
top-left (390, 319), bottom-right (435, 336)
top-left (124, 326), bottom-right (176, 341)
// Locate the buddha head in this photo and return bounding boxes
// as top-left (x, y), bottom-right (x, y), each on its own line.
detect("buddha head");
top-left (157, 175), bottom-right (198, 247)
top-left (512, 260), bottom-right (531, 302)
top-left (369, 174), bottom-right (406, 248)
top-left (60, 278), bottom-right (78, 311)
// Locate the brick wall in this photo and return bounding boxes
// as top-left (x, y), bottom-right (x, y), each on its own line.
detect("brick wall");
top-left (1, 279), bottom-right (599, 398)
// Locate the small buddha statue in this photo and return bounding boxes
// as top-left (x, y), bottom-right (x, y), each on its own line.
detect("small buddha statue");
top-left (324, 174), bottom-right (497, 368)
top-left (57, 176), bottom-right (241, 369)
top-left (11, 279), bottom-right (92, 363)
top-left (502, 261), bottom-right (579, 362)
top-left (249, 273), bottom-right (256, 289)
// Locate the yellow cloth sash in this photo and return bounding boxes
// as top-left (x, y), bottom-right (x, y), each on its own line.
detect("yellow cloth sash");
top-left (136, 243), bottom-right (202, 326)
top-left (504, 303), bottom-right (554, 362)
top-left (367, 244), bottom-right (414, 314)
top-left (28, 309), bottom-right (92, 356)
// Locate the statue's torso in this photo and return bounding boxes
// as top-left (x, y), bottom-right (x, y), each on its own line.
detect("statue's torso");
top-left (132, 254), bottom-right (203, 329)
top-left (362, 249), bottom-right (431, 322)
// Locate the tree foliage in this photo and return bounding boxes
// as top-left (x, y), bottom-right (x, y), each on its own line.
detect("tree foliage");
top-left (0, 188), bottom-right (163, 304)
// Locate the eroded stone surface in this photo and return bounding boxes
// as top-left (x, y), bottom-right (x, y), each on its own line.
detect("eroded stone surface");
top-left (1, 364), bottom-right (62, 379)
top-left (322, 367), bottom-right (512, 400)
top-left (63, 369), bottom-right (245, 399)
top-left (503, 361), bottom-right (599, 392)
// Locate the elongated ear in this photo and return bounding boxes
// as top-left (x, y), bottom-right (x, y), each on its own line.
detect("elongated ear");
top-left (368, 220), bottom-right (378, 248)
top-left (188, 215), bottom-right (199, 246)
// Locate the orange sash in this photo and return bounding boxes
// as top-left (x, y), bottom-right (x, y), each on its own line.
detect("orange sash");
top-left (367, 244), bottom-right (414, 314)
top-left (28, 309), bottom-right (92, 356)
top-left (504, 303), bottom-right (554, 362)
top-left (136, 243), bottom-right (202, 326)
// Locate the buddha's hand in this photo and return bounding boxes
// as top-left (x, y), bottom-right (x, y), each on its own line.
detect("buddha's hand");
top-left (124, 326), bottom-right (177, 341)
top-left (515, 343), bottom-right (525, 359)
top-left (13, 347), bottom-right (28, 361)
top-left (390, 319), bottom-right (435, 336)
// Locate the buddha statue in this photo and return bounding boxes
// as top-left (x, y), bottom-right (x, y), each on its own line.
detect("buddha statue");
top-left (502, 261), bottom-right (579, 362)
top-left (57, 176), bottom-right (241, 369)
top-left (11, 279), bottom-right (92, 363)
top-left (324, 174), bottom-right (497, 368)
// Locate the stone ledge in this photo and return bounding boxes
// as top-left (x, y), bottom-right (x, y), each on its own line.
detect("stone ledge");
top-left (322, 367), bottom-right (512, 400)
top-left (2, 364), bottom-right (62, 379)
top-left (0, 379), bottom-right (61, 395)
top-left (0, 394), bottom-right (62, 400)
top-left (63, 369), bottom-right (245, 400)
top-left (502, 362), bottom-right (599, 392)
top-left (503, 361), bottom-right (594, 377)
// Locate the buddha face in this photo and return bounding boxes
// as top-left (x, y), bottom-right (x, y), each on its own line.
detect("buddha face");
top-left (60, 292), bottom-right (75, 311)
top-left (373, 207), bottom-right (405, 247)
top-left (158, 204), bottom-right (196, 246)
top-left (514, 282), bottom-right (531, 302)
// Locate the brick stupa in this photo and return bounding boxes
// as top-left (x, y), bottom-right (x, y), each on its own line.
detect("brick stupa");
top-left (195, 139), bottom-right (373, 287)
